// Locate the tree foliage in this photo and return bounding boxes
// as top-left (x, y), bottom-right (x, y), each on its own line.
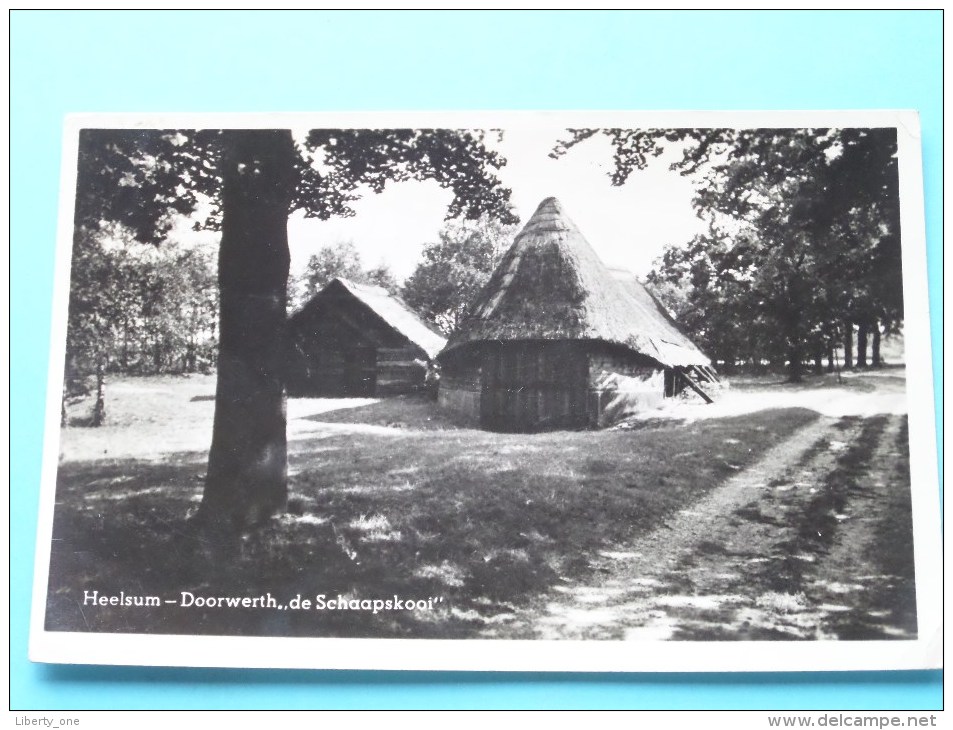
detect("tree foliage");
top-left (71, 126), bottom-right (516, 531)
top-left (556, 127), bottom-right (903, 379)
top-left (402, 215), bottom-right (518, 334)
top-left (297, 129), bottom-right (516, 224)
top-left (291, 240), bottom-right (399, 309)
top-left (65, 225), bottom-right (218, 424)
top-left (74, 129), bottom-right (223, 244)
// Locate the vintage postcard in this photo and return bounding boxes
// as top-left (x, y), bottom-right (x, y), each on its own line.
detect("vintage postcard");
top-left (29, 111), bottom-right (941, 671)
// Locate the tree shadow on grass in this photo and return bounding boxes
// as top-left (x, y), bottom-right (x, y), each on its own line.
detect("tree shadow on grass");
top-left (45, 443), bottom-right (498, 640)
top-left (46, 450), bottom-right (422, 639)
top-left (44, 407), bottom-right (822, 642)
top-left (297, 394), bottom-right (471, 431)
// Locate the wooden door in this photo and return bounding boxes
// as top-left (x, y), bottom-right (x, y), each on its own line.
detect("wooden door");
top-left (481, 341), bottom-right (587, 431)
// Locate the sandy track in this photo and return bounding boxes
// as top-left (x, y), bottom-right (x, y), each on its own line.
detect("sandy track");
top-left (801, 415), bottom-right (917, 640)
top-left (494, 412), bottom-right (915, 641)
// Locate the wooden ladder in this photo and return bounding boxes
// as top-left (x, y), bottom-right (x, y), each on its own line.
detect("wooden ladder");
top-left (696, 364), bottom-right (721, 384)
top-left (680, 366), bottom-right (715, 404)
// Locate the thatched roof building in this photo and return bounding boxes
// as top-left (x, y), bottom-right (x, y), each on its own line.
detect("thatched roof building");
top-left (287, 278), bottom-right (446, 397)
top-left (606, 267), bottom-right (710, 368)
top-left (437, 197), bottom-right (714, 431)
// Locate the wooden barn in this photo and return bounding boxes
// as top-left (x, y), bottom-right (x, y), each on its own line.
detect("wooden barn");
top-left (437, 197), bottom-right (716, 432)
top-left (286, 278), bottom-right (446, 397)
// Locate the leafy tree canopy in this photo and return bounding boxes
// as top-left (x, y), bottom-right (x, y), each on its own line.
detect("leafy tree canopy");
top-left (402, 215), bottom-right (518, 334)
top-left (555, 127), bottom-right (902, 379)
top-left (76, 127), bottom-right (518, 243)
top-left (291, 240), bottom-right (399, 309)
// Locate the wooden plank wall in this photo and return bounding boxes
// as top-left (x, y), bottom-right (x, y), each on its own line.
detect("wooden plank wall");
top-left (437, 365), bottom-right (482, 424)
top-left (587, 348), bottom-right (665, 426)
top-left (438, 341), bottom-right (673, 431)
top-left (287, 298), bottom-right (429, 397)
top-left (479, 341), bottom-right (589, 432)
top-left (376, 346), bottom-right (427, 396)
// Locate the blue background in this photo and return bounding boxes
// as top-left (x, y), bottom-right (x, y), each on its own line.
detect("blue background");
top-left (10, 9), bottom-right (942, 709)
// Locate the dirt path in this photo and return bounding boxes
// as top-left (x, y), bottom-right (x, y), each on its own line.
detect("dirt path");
top-left (493, 413), bottom-right (915, 641)
top-left (799, 415), bottom-right (917, 640)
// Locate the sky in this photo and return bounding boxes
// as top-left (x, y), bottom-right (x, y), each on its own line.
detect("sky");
top-left (285, 129), bottom-right (709, 281)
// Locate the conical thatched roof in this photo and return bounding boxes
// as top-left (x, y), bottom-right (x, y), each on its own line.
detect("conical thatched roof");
top-left (607, 268), bottom-right (710, 367)
top-left (441, 197), bottom-right (709, 368)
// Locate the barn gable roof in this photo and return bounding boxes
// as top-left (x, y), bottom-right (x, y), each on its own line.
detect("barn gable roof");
top-left (294, 278), bottom-right (447, 360)
top-left (441, 197), bottom-right (709, 368)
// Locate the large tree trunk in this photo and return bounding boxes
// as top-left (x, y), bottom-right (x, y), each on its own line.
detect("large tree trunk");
top-left (872, 325), bottom-right (882, 367)
top-left (196, 130), bottom-right (297, 534)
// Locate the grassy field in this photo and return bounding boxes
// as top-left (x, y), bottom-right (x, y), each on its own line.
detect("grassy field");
top-left (47, 374), bottom-right (825, 638)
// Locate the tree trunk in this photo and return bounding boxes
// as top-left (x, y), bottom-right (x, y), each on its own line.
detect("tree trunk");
top-left (872, 325), bottom-right (882, 367)
top-left (92, 357), bottom-right (106, 426)
top-left (856, 322), bottom-right (868, 368)
top-left (787, 338), bottom-right (803, 383)
top-left (121, 318), bottom-right (129, 370)
top-left (186, 338), bottom-right (197, 373)
top-left (782, 297), bottom-right (804, 382)
top-left (843, 323), bottom-right (853, 369)
top-left (827, 344), bottom-right (835, 373)
top-left (787, 358), bottom-right (803, 382)
top-left (196, 130), bottom-right (296, 534)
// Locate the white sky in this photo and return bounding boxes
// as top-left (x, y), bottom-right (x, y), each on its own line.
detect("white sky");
top-left (286, 129), bottom-right (708, 281)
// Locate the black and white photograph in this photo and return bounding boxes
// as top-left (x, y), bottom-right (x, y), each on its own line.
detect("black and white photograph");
top-left (30, 111), bottom-right (941, 672)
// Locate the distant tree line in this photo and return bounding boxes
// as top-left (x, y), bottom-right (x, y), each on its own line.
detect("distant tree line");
top-left (65, 226), bottom-right (218, 424)
top-left (556, 127), bottom-right (903, 381)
